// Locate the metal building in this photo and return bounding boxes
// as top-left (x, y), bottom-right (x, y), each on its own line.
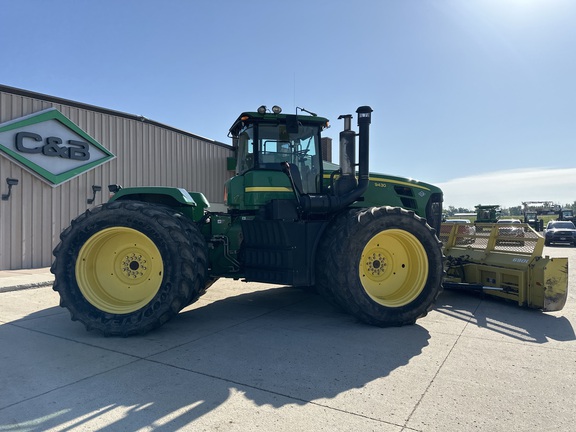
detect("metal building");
top-left (0, 84), bottom-right (234, 270)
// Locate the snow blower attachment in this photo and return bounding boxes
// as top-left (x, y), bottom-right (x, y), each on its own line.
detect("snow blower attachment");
top-left (440, 222), bottom-right (568, 311)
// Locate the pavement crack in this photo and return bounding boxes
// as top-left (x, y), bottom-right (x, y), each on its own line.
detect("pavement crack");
top-left (403, 301), bottom-right (481, 429)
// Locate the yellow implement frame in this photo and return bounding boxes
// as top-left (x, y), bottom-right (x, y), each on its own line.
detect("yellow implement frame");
top-left (440, 222), bottom-right (568, 311)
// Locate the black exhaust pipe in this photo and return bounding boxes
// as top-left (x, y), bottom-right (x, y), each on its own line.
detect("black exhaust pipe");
top-left (301, 106), bottom-right (373, 214)
top-left (356, 105), bottom-right (372, 186)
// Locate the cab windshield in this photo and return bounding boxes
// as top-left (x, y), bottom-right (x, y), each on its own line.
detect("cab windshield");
top-left (236, 122), bottom-right (322, 193)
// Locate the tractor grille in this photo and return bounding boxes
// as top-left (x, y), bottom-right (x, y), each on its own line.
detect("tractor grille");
top-left (394, 186), bottom-right (418, 210)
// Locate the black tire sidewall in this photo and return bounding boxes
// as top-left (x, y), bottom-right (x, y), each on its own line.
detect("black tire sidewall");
top-left (53, 200), bottom-right (206, 335)
top-left (319, 207), bottom-right (444, 326)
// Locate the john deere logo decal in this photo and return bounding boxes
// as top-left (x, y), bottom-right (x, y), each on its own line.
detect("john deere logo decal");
top-left (0, 108), bottom-right (114, 185)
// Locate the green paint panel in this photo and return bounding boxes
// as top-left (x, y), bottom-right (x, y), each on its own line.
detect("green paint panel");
top-left (226, 170), bottom-right (295, 210)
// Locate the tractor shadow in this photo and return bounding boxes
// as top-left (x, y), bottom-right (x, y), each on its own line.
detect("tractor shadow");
top-left (1, 285), bottom-right (431, 430)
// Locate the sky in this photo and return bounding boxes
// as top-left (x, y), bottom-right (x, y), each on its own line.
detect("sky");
top-left (1, 0), bottom-right (574, 209)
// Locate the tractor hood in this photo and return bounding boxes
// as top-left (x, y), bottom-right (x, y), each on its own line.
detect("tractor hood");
top-left (323, 162), bottom-right (443, 213)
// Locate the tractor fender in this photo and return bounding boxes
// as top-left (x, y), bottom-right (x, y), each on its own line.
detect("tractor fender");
top-left (109, 186), bottom-right (209, 221)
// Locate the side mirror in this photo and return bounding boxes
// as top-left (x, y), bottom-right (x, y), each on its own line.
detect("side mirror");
top-left (108, 184), bottom-right (122, 194)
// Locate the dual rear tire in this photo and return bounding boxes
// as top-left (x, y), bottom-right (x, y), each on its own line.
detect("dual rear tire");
top-left (317, 206), bottom-right (444, 326)
top-left (51, 200), bottom-right (209, 336)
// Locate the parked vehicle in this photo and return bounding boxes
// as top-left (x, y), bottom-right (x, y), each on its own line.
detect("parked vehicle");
top-left (496, 218), bottom-right (525, 245)
top-left (544, 221), bottom-right (576, 246)
top-left (51, 105), bottom-right (447, 336)
top-left (474, 204), bottom-right (501, 232)
top-left (558, 209), bottom-right (575, 223)
top-left (523, 211), bottom-right (543, 231)
top-left (475, 205), bottom-right (500, 224)
top-left (442, 219), bottom-right (475, 244)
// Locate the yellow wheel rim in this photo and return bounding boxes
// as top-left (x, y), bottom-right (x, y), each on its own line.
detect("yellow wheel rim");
top-left (75, 227), bottom-right (164, 314)
top-left (359, 228), bottom-right (428, 307)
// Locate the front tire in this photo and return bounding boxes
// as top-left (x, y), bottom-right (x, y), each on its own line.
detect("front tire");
top-left (51, 200), bottom-right (208, 336)
top-left (317, 207), bottom-right (444, 326)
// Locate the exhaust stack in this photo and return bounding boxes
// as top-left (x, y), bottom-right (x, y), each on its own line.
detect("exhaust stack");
top-left (301, 106), bottom-right (373, 214)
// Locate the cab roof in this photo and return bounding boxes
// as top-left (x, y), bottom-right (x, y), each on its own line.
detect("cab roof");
top-left (228, 111), bottom-right (329, 137)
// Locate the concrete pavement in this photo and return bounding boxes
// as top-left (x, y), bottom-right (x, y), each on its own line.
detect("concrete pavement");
top-left (1, 248), bottom-right (575, 431)
top-left (0, 267), bottom-right (54, 293)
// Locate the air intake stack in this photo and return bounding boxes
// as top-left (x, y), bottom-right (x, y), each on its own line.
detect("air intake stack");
top-left (301, 106), bottom-right (373, 214)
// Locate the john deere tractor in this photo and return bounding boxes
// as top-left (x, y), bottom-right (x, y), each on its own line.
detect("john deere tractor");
top-left (51, 105), bottom-right (447, 336)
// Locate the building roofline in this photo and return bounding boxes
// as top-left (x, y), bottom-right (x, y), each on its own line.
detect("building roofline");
top-left (0, 84), bottom-right (233, 149)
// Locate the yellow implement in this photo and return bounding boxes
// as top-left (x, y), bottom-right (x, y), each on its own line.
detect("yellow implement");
top-left (440, 222), bottom-right (568, 311)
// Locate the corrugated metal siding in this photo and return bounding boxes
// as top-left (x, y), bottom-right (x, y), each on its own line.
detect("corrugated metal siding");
top-left (0, 87), bottom-right (234, 270)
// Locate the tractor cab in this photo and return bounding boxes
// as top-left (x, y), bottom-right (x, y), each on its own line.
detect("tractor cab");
top-left (226, 106), bottom-right (330, 210)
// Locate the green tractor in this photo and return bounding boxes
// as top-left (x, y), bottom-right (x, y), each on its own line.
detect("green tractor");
top-left (474, 204), bottom-right (501, 232)
top-left (51, 105), bottom-right (446, 336)
top-left (474, 204), bottom-right (500, 224)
